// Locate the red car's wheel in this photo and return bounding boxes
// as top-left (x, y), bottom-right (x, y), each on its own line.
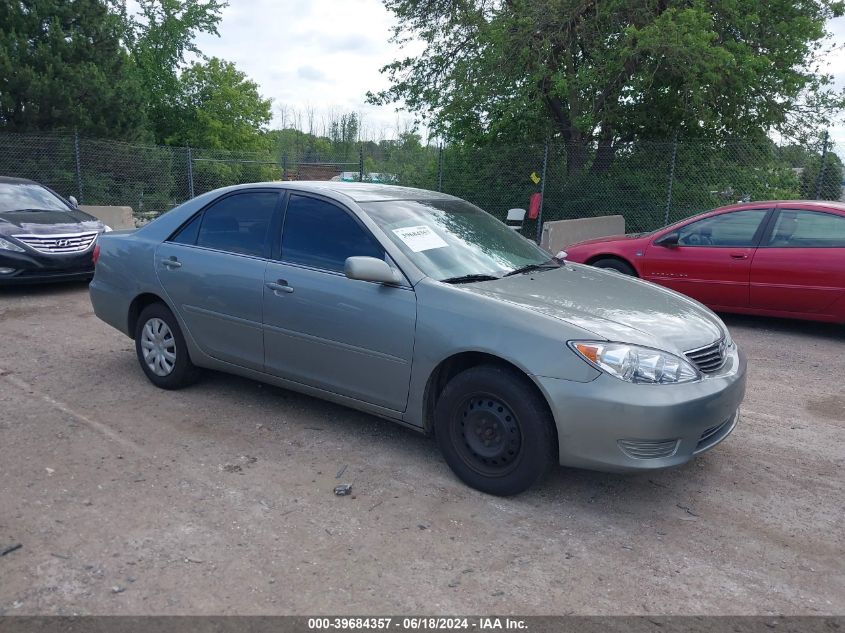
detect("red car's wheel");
top-left (591, 258), bottom-right (636, 276)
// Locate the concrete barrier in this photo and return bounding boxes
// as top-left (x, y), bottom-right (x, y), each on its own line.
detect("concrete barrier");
top-left (79, 205), bottom-right (135, 230)
top-left (541, 215), bottom-right (625, 253)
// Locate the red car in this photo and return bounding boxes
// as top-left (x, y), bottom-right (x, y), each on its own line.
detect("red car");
top-left (565, 200), bottom-right (845, 324)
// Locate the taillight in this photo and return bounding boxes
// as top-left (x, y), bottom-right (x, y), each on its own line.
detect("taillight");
top-left (92, 243), bottom-right (101, 266)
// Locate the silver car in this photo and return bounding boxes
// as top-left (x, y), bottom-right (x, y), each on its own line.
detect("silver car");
top-left (90, 183), bottom-right (746, 495)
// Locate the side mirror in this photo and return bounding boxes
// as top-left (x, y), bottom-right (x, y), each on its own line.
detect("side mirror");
top-left (554, 250), bottom-right (568, 262)
top-left (506, 208), bottom-right (526, 231)
top-left (345, 256), bottom-right (401, 284)
top-left (68, 195), bottom-right (79, 208)
top-left (655, 231), bottom-right (679, 248)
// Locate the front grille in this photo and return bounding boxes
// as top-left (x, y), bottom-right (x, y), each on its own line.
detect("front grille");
top-left (685, 339), bottom-right (727, 374)
top-left (617, 438), bottom-right (680, 460)
top-left (13, 232), bottom-right (98, 254)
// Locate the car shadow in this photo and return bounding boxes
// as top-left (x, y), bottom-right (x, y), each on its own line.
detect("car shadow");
top-left (95, 313), bottom-right (749, 518)
top-left (0, 279), bottom-right (91, 298)
top-left (718, 312), bottom-right (844, 341)
top-left (189, 366), bottom-right (718, 520)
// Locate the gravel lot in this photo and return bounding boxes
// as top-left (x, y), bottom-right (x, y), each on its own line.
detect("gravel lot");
top-left (0, 282), bottom-right (842, 615)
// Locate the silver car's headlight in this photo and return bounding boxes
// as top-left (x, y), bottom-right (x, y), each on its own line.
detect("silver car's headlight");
top-left (0, 236), bottom-right (25, 252)
top-left (569, 341), bottom-right (700, 384)
top-left (103, 225), bottom-right (113, 233)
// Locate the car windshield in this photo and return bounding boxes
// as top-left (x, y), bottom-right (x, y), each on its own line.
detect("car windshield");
top-left (359, 198), bottom-right (556, 281)
top-left (0, 183), bottom-right (70, 213)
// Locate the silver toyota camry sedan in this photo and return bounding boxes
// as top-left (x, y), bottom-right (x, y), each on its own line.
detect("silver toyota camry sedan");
top-left (90, 182), bottom-right (746, 495)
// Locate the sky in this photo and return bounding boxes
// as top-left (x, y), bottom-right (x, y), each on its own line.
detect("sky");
top-left (187, 1), bottom-right (845, 146)
top-left (821, 15), bottom-right (845, 150)
top-left (191, 0), bottom-right (420, 141)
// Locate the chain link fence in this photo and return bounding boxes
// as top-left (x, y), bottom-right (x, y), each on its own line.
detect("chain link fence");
top-left (0, 130), bottom-right (841, 237)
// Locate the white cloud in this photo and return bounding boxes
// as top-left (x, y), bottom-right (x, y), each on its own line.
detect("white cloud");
top-left (296, 65), bottom-right (329, 82)
top-left (190, 0), bottom-right (422, 139)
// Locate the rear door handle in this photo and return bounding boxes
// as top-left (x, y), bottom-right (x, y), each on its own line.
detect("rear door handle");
top-left (729, 253), bottom-right (748, 260)
top-left (266, 280), bottom-right (294, 294)
top-left (162, 257), bottom-right (182, 269)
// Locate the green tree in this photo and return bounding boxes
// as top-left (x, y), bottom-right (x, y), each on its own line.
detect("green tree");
top-left (127, 0), bottom-right (226, 143)
top-left (0, 0), bottom-right (148, 138)
top-left (800, 152), bottom-right (844, 200)
top-left (371, 0), bottom-right (845, 174)
top-left (328, 112), bottom-right (360, 159)
top-left (778, 141), bottom-right (844, 200)
top-left (168, 57), bottom-right (272, 150)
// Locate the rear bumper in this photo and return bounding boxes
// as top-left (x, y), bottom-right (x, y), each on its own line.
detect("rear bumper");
top-left (536, 345), bottom-right (747, 472)
top-left (89, 278), bottom-right (133, 336)
top-left (0, 250), bottom-right (94, 285)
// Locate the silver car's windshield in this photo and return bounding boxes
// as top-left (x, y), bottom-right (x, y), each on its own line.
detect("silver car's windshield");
top-left (359, 199), bottom-right (555, 282)
top-left (0, 183), bottom-right (70, 213)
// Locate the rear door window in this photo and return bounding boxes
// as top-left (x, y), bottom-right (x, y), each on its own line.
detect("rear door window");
top-left (191, 192), bottom-right (278, 257)
top-left (170, 213), bottom-right (202, 245)
top-left (766, 210), bottom-right (845, 248)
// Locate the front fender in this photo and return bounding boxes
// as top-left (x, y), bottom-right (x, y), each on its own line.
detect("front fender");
top-left (402, 279), bottom-right (601, 428)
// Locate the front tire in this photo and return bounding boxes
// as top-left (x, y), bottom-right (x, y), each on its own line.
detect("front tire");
top-left (434, 364), bottom-right (557, 496)
top-left (134, 303), bottom-right (200, 389)
top-left (591, 257), bottom-right (636, 276)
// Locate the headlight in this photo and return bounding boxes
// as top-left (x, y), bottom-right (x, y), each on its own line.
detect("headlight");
top-left (0, 236), bottom-right (25, 252)
top-left (103, 225), bottom-right (113, 233)
top-left (569, 341), bottom-right (700, 384)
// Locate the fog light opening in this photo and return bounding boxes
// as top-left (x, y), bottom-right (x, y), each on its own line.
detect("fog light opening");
top-left (0, 267), bottom-right (16, 275)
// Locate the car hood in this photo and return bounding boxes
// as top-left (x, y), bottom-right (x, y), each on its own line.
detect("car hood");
top-left (0, 209), bottom-right (102, 235)
top-left (568, 233), bottom-right (642, 248)
top-left (459, 264), bottom-right (725, 353)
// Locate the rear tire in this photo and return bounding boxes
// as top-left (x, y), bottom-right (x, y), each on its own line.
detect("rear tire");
top-left (134, 303), bottom-right (200, 390)
top-left (434, 364), bottom-right (556, 496)
top-left (591, 257), bottom-right (636, 276)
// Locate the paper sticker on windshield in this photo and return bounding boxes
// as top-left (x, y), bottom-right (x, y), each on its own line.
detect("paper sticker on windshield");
top-left (392, 225), bottom-right (448, 252)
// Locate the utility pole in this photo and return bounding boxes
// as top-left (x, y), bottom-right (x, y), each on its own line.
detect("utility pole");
top-left (535, 139), bottom-right (549, 245)
top-left (664, 130), bottom-right (680, 227)
top-left (73, 129), bottom-right (83, 203)
top-left (186, 145), bottom-right (195, 199)
top-left (814, 130), bottom-right (830, 199)
top-left (437, 143), bottom-right (444, 192)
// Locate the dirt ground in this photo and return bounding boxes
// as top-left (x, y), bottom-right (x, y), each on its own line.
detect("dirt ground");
top-left (0, 282), bottom-right (842, 615)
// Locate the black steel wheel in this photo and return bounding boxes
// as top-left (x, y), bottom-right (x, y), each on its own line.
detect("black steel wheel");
top-left (434, 364), bottom-right (556, 496)
top-left (453, 394), bottom-right (523, 477)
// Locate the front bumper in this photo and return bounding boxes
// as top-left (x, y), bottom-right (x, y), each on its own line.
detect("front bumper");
top-left (0, 249), bottom-right (94, 285)
top-left (536, 345), bottom-right (747, 472)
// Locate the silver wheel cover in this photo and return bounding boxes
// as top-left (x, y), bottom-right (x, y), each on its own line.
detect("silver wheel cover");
top-left (140, 317), bottom-right (177, 377)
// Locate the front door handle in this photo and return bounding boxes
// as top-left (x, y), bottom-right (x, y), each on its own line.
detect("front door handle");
top-left (162, 257), bottom-right (182, 269)
top-left (729, 253), bottom-right (748, 260)
top-left (266, 280), bottom-right (294, 294)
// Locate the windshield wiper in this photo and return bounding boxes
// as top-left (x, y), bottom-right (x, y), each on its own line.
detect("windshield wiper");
top-left (440, 274), bottom-right (501, 284)
top-left (503, 260), bottom-right (561, 277)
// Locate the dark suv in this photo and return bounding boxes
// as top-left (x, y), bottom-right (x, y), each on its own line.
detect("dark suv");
top-left (0, 177), bottom-right (110, 284)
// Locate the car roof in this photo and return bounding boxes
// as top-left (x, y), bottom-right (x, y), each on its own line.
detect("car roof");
top-left (0, 176), bottom-right (38, 185)
top-left (713, 200), bottom-right (845, 213)
top-left (248, 181), bottom-right (462, 203)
